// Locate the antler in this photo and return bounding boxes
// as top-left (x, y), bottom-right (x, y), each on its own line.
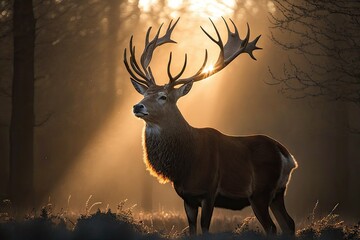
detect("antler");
top-left (124, 18), bottom-right (180, 87)
top-left (169, 17), bottom-right (261, 86)
top-left (124, 18), bottom-right (261, 88)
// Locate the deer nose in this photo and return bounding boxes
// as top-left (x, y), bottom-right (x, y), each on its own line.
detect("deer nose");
top-left (133, 104), bottom-right (145, 113)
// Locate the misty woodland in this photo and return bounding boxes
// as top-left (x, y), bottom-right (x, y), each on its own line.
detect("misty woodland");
top-left (0, 0), bottom-right (359, 239)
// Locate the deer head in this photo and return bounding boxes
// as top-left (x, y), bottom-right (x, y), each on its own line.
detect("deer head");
top-left (124, 18), bottom-right (261, 124)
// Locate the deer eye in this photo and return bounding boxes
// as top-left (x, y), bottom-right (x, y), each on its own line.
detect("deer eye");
top-left (159, 95), bottom-right (167, 101)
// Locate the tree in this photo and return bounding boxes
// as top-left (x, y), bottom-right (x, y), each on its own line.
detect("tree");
top-left (268, 0), bottom-right (360, 107)
top-left (1, 0), bottom-right (135, 210)
top-left (269, 0), bottom-right (360, 214)
top-left (9, 0), bottom-right (36, 209)
top-left (3, 0), bottom-right (109, 209)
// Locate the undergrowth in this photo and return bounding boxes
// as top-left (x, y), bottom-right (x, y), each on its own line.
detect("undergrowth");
top-left (0, 198), bottom-right (359, 240)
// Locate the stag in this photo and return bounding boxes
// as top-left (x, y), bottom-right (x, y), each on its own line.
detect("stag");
top-left (124, 18), bottom-right (297, 235)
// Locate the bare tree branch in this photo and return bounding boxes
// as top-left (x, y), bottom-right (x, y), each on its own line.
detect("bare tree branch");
top-left (268, 0), bottom-right (360, 106)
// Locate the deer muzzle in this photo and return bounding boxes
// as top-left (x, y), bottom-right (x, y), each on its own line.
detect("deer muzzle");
top-left (133, 103), bottom-right (148, 118)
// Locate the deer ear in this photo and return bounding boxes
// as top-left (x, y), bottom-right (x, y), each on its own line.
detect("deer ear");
top-left (176, 81), bottom-right (193, 98)
top-left (131, 79), bottom-right (148, 95)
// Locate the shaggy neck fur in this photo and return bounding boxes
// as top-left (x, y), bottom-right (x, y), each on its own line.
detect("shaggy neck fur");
top-left (143, 110), bottom-right (194, 184)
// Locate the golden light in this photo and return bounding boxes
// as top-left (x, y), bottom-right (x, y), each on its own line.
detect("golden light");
top-left (136, 0), bottom-right (236, 19)
top-left (50, 0), bottom-right (267, 213)
top-left (167, 0), bottom-right (183, 10)
top-left (187, 0), bottom-right (235, 19)
top-left (138, 0), bottom-right (159, 13)
top-left (203, 65), bottom-right (214, 74)
top-left (267, 1), bottom-right (276, 13)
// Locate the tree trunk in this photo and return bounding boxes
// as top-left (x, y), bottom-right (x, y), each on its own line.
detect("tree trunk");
top-left (106, 0), bottom-right (118, 101)
top-left (9, 0), bottom-right (36, 210)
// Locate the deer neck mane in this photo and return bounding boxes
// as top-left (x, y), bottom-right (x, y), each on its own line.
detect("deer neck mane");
top-left (142, 111), bottom-right (194, 184)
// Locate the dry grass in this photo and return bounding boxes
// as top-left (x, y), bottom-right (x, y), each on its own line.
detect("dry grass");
top-left (0, 198), bottom-right (359, 240)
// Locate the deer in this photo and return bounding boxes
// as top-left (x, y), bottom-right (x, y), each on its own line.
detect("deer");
top-left (123, 18), bottom-right (298, 236)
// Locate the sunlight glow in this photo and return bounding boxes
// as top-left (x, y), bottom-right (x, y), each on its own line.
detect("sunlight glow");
top-left (188, 0), bottom-right (235, 19)
top-left (244, 0), bottom-right (253, 9)
top-left (203, 65), bottom-right (214, 74)
top-left (267, 1), bottom-right (276, 14)
top-left (139, 0), bottom-right (159, 13)
top-left (167, 0), bottom-right (183, 10)
top-left (137, 0), bottom-right (236, 19)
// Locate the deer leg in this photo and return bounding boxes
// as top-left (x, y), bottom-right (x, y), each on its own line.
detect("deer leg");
top-left (200, 198), bottom-right (215, 233)
top-left (270, 189), bottom-right (295, 235)
top-left (184, 201), bottom-right (198, 235)
top-left (249, 193), bottom-right (277, 235)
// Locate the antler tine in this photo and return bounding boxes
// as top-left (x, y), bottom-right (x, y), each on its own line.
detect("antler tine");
top-left (148, 66), bottom-right (155, 83)
top-left (167, 52), bottom-right (174, 82)
top-left (243, 23), bottom-right (250, 47)
top-left (141, 23), bottom-right (164, 74)
top-left (221, 21), bottom-right (250, 65)
top-left (123, 48), bottom-right (149, 86)
top-left (244, 34), bottom-right (262, 60)
top-left (129, 35), bottom-right (154, 85)
top-left (176, 54), bottom-right (188, 80)
top-left (167, 52), bottom-right (188, 83)
top-left (158, 18), bottom-right (179, 46)
top-left (201, 18), bottom-right (224, 52)
top-left (224, 17), bottom-right (239, 37)
top-left (138, 18), bottom-right (180, 84)
top-left (124, 19), bottom-right (180, 87)
top-left (169, 49), bottom-right (208, 86)
top-left (194, 49), bottom-right (209, 78)
top-left (171, 18), bottom-right (261, 86)
top-left (130, 46), bottom-right (148, 81)
top-left (145, 26), bottom-right (152, 47)
top-left (141, 18), bottom-right (180, 71)
top-left (195, 49), bottom-right (209, 75)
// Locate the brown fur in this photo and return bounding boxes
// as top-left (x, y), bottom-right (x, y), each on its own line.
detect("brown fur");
top-left (143, 124), bottom-right (194, 184)
top-left (143, 124), bottom-right (297, 198)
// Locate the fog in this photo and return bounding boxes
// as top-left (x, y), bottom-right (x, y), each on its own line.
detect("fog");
top-left (0, 0), bottom-right (359, 220)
